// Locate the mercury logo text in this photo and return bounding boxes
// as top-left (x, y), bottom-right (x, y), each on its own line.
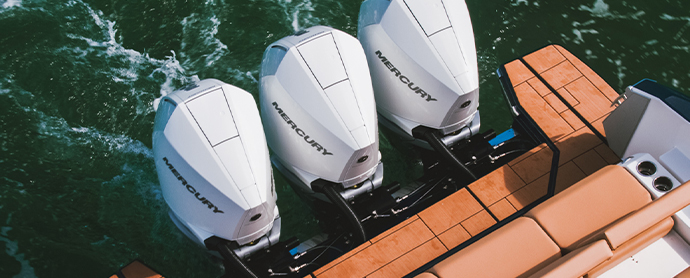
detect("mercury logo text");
top-left (375, 50), bottom-right (437, 102)
top-left (272, 102), bottom-right (333, 156)
top-left (163, 157), bottom-right (224, 213)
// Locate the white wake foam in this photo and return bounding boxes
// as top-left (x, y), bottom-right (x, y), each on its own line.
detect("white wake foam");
top-left (579, 0), bottom-right (645, 20)
top-left (1, 0), bottom-right (21, 9)
top-left (62, 0), bottom-right (189, 98)
top-left (180, 13), bottom-right (230, 73)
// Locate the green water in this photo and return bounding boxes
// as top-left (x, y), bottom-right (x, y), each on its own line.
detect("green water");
top-left (0, 0), bottom-right (688, 277)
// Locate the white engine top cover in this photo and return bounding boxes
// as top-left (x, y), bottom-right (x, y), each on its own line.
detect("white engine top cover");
top-left (153, 79), bottom-right (277, 247)
top-left (260, 26), bottom-right (380, 189)
top-left (358, 0), bottom-right (480, 136)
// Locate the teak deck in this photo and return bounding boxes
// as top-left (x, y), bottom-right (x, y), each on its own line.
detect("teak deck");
top-left (310, 45), bottom-right (624, 278)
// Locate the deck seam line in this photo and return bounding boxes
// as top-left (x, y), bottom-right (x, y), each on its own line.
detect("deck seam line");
top-left (556, 57), bottom-right (618, 126)
top-left (560, 86), bottom-right (582, 106)
top-left (317, 218), bottom-right (428, 275)
top-left (560, 110), bottom-right (584, 131)
top-left (558, 71), bottom-right (586, 91)
top-left (559, 112), bottom-right (580, 131)
top-left (313, 242), bottom-right (374, 276)
top-left (509, 165), bottom-right (530, 187)
top-left (571, 146), bottom-right (609, 173)
top-left (437, 235), bottom-right (452, 250)
top-left (461, 210), bottom-right (498, 236)
top-left (510, 143), bottom-right (602, 198)
top-left (488, 198), bottom-right (518, 221)
top-left (501, 166), bottom-right (531, 198)
top-left (435, 209), bottom-right (488, 236)
top-left (524, 46), bottom-right (566, 74)
top-left (521, 57), bottom-right (608, 145)
top-left (436, 224), bottom-right (471, 250)
top-left (364, 238), bottom-right (442, 278)
top-left (507, 143), bottom-right (548, 167)
top-left (525, 82), bottom-right (571, 124)
top-left (464, 186), bottom-right (500, 223)
top-left (417, 216), bottom-right (435, 236)
top-left (369, 217), bottom-right (421, 244)
top-left (555, 47), bottom-right (616, 102)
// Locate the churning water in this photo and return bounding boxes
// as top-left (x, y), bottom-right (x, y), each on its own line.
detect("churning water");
top-left (0, 0), bottom-right (688, 276)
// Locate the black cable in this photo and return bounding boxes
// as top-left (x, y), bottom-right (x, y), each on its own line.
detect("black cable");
top-left (312, 180), bottom-right (367, 245)
top-left (215, 241), bottom-right (259, 278)
top-left (417, 127), bottom-right (478, 181)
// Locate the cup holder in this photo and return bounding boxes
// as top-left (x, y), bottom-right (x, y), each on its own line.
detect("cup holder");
top-left (654, 176), bottom-right (673, 192)
top-left (637, 161), bottom-right (657, 176)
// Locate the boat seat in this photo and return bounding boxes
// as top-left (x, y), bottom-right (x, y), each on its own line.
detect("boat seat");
top-left (527, 240), bottom-right (612, 278)
top-left (676, 266), bottom-right (690, 278)
top-left (586, 178), bottom-right (690, 276)
top-left (426, 217), bottom-right (560, 278)
top-left (525, 165), bottom-right (652, 252)
top-left (414, 166), bottom-right (690, 278)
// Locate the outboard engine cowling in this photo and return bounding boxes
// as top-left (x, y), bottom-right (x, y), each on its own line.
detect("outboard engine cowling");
top-left (259, 26), bottom-right (383, 202)
top-left (358, 0), bottom-right (480, 148)
top-left (152, 79), bottom-right (279, 259)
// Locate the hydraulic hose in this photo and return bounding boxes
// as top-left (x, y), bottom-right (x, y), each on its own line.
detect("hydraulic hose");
top-left (206, 237), bottom-right (259, 278)
top-left (415, 127), bottom-right (478, 181)
top-left (312, 180), bottom-right (367, 244)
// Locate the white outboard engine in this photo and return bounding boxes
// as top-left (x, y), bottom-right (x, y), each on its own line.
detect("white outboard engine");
top-left (358, 0), bottom-right (480, 149)
top-left (152, 79), bottom-right (279, 264)
top-left (259, 26), bottom-right (383, 201)
top-left (259, 26), bottom-right (382, 243)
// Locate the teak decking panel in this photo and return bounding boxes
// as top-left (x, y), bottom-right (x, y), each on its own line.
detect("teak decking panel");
top-left (310, 45), bottom-right (622, 278)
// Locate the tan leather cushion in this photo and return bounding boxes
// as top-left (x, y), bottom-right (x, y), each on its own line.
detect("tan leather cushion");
top-left (429, 217), bottom-right (560, 278)
top-left (587, 217), bottom-right (674, 277)
top-left (606, 180), bottom-right (690, 249)
top-left (527, 240), bottom-right (612, 278)
top-left (525, 165), bottom-right (651, 251)
top-left (676, 265), bottom-right (690, 278)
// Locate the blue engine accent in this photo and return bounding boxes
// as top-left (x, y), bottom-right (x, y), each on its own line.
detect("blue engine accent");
top-left (489, 129), bottom-right (516, 147)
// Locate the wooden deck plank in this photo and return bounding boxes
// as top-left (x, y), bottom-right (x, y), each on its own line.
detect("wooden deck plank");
top-left (437, 224), bottom-right (472, 250)
top-left (509, 146), bottom-right (555, 184)
top-left (540, 61), bottom-right (582, 90)
top-left (528, 77), bottom-right (553, 97)
top-left (504, 60), bottom-right (534, 86)
top-left (560, 109), bottom-right (587, 131)
top-left (467, 165), bottom-right (526, 206)
top-left (507, 161), bottom-right (588, 210)
top-left (508, 143), bottom-right (547, 167)
top-left (573, 149), bottom-right (609, 176)
top-left (417, 188), bottom-right (484, 235)
top-left (592, 116), bottom-right (609, 137)
top-left (523, 45), bottom-right (566, 74)
top-left (514, 82), bottom-right (574, 141)
top-left (488, 198), bottom-right (518, 221)
top-left (315, 219), bottom-right (434, 278)
top-left (369, 215), bottom-right (420, 244)
top-left (314, 241), bottom-right (372, 275)
top-left (461, 210), bottom-right (496, 236)
top-left (119, 261), bottom-right (163, 278)
top-left (553, 45), bottom-right (621, 102)
top-left (544, 88), bottom-right (579, 113)
top-left (553, 161), bottom-right (588, 194)
top-left (506, 173), bottom-right (548, 210)
top-left (554, 127), bottom-right (604, 166)
top-left (563, 77), bottom-right (615, 123)
top-left (366, 239), bottom-right (447, 278)
top-left (595, 144), bottom-right (621, 164)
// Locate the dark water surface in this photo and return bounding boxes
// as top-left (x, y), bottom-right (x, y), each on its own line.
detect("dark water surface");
top-left (0, 0), bottom-right (688, 276)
